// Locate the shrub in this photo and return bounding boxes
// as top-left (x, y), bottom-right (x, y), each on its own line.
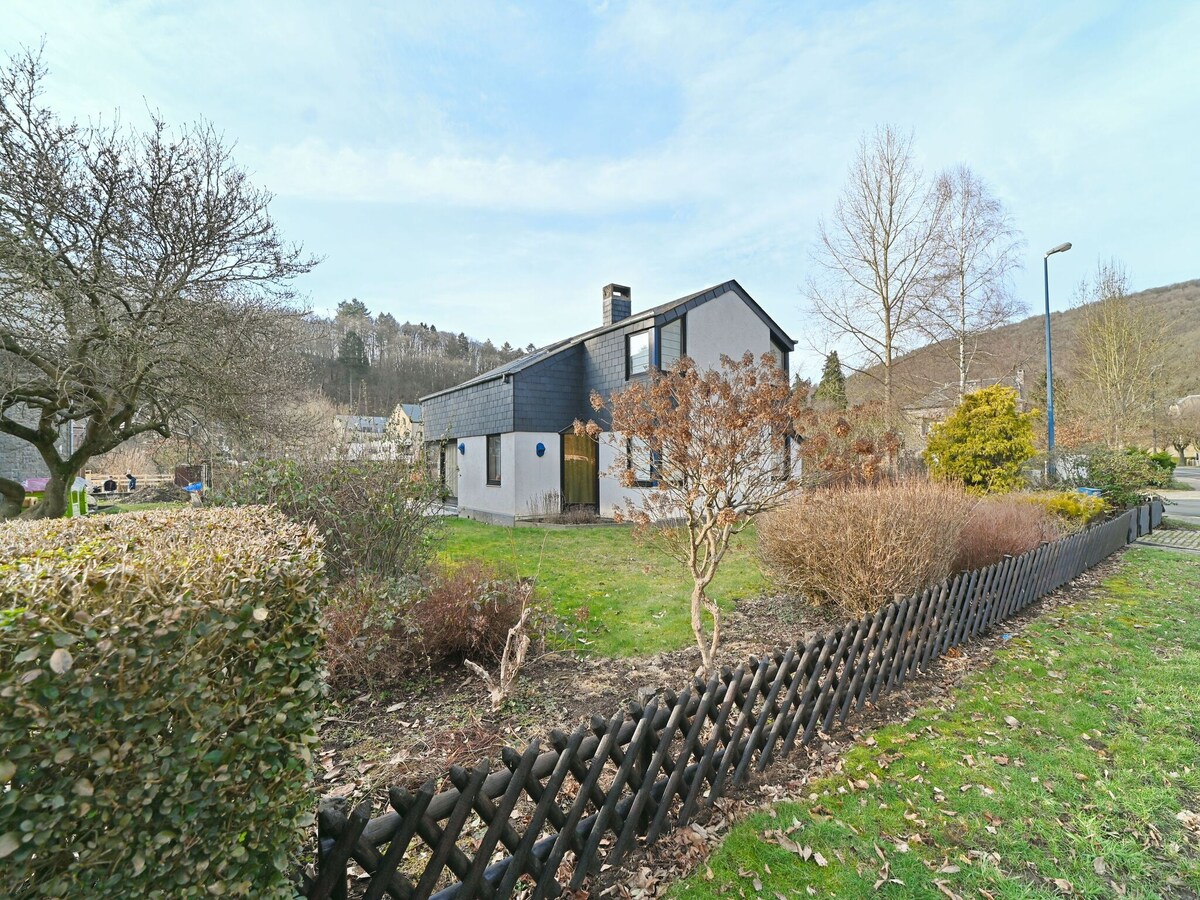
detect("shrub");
top-left (1147, 450), bottom-right (1177, 486)
top-left (321, 562), bottom-right (535, 690)
top-left (953, 495), bottom-right (1061, 572)
top-left (759, 480), bottom-right (975, 617)
top-left (796, 402), bottom-right (902, 487)
top-left (924, 385), bottom-right (1037, 493)
top-left (0, 508), bottom-right (323, 898)
top-left (212, 455), bottom-right (441, 582)
top-left (1026, 490), bottom-right (1108, 532)
top-left (1063, 446), bottom-right (1158, 509)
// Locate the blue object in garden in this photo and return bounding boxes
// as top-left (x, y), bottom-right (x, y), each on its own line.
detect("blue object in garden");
top-left (1076, 487), bottom-right (1103, 497)
top-left (1001, 633), bottom-right (1012, 641)
top-left (535, 442), bottom-right (545, 457)
top-left (458, 442), bottom-right (466, 455)
top-left (184, 482), bottom-right (203, 492)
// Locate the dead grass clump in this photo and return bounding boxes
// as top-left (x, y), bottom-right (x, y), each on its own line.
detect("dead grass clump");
top-left (953, 495), bottom-right (1061, 572)
top-left (759, 479), bottom-right (975, 618)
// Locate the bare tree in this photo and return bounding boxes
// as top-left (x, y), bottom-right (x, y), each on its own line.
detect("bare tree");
top-left (1168, 398), bottom-right (1200, 464)
top-left (577, 354), bottom-right (807, 675)
top-left (1070, 260), bottom-right (1166, 448)
top-left (807, 125), bottom-right (948, 415)
top-left (0, 48), bottom-right (316, 516)
top-left (923, 165), bottom-right (1025, 398)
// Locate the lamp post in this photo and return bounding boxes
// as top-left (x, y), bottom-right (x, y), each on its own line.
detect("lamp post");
top-left (1043, 241), bottom-right (1072, 479)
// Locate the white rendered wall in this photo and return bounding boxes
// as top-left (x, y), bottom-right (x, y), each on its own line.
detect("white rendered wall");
top-left (456, 434), bottom-right (514, 521)
top-left (457, 432), bottom-right (562, 523)
top-left (685, 289), bottom-right (774, 371)
top-left (598, 432), bottom-right (644, 518)
top-left (514, 432), bottom-right (562, 518)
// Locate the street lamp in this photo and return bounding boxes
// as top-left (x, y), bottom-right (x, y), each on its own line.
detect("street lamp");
top-left (1043, 241), bottom-right (1072, 479)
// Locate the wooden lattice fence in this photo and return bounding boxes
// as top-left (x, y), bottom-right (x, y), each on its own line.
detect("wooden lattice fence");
top-left (304, 500), bottom-right (1163, 900)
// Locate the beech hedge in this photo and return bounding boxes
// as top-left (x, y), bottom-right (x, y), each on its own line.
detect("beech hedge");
top-left (0, 508), bottom-right (324, 898)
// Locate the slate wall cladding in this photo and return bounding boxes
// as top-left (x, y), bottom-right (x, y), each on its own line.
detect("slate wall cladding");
top-left (421, 282), bottom-right (796, 446)
top-left (421, 377), bottom-right (513, 440)
top-left (512, 345), bottom-right (588, 433)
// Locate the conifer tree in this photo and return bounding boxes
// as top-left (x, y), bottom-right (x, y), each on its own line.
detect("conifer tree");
top-left (812, 351), bottom-right (848, 410)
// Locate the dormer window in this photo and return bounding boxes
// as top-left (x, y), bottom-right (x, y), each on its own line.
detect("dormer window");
top-left (660, 317), bottom-right (685, 369)
top-left (626, 330), bottom-right (651, 378)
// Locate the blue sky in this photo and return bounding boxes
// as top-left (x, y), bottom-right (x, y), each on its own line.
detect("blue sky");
top-left (6, 0), bottom-right (1198, 379)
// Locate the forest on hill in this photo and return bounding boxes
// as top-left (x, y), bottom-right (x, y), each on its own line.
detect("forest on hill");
top-left (848, 278), bottom-right (1200, 415)
top-left (303, 299), bottom-right (534, 414)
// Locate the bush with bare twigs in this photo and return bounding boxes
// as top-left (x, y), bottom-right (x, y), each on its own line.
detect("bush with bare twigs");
top-left (759, 479), bottom-right (975, 617)
top-left (953, 496), bottom-right (1061, 572)
top-left (320, 563), bottom-right (537, 690)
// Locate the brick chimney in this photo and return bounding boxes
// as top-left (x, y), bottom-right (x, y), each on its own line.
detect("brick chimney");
top-left (602, 284), bottom-right (631, 326)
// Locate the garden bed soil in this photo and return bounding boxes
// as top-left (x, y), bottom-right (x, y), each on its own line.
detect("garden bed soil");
top-left (316, 554), bottom-right (1122, 896)
top-left (316, 592), bottom-right (844, 803)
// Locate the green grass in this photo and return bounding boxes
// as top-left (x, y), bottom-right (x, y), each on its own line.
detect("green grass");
top-left (671, 547), bottom-right (1200, 898)
top-left (1163, 516), bottom-right (1200, 532)
top-left (94, 501), bottom-right (186, 515)
top-left (438, 519), bottom-right (766, 657)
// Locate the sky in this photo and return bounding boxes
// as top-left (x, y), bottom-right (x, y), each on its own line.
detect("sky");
top-left (5, 0), bottom-right (1198, 380)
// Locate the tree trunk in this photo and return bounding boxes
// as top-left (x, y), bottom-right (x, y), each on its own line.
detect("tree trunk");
top-left (0, 477), bottom-right (24, 519)
top-left (690, 579), bottom-right (717, 676)
top-left (23, 464), bottom-right (73, 519)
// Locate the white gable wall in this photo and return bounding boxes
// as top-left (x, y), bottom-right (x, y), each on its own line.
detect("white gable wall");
top-left (684, 289), bottom-right (774, 371)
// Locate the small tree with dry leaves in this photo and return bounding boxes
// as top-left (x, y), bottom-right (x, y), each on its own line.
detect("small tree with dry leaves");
top-left (577, 353), bottom-right (807, 675)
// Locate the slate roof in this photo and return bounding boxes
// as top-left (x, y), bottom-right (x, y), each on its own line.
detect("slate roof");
top-left (400, 403), bottom-right (423, 424)
top-left (420, 280), bottom-right (794, 402)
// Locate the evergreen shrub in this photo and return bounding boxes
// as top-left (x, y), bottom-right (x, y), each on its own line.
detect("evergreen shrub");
top-left (0, 508), bottom-right (323, 898)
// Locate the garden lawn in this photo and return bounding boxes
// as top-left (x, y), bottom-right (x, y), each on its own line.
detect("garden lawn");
top-left (438, 519), bottom-right (766, 657)
top-left (670, 547), bottom-right (1200, 898)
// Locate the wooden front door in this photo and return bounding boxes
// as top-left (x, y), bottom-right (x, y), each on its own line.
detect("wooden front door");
top-left (561, 433), bottom-right (598, 509)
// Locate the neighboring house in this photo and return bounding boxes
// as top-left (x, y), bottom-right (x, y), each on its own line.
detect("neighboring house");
top-left (332, 414), bottom-right (396, 460)
top-left (387, 403), bottom-right (424, 458)
top-left (901, 371), bottom-right (1027, 448)
top-left (421, 281), bottom-right (796, 524)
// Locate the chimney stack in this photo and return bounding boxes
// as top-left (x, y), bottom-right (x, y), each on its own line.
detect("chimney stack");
top-left (602, 284), bottom-right (631, 326)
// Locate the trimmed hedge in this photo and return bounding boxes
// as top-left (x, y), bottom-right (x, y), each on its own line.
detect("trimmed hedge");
top-left (0, 508), bottom-right (324, 898)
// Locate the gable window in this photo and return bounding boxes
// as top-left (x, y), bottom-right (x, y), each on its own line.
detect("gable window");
top-left (486, 434), bottom-right (501, 485)
top-left (660, 316), bottom-right (685, 370)
top-left (626, 330), bottom-right (651, 378)
top-left (769, 336), bottom-right (788, 375)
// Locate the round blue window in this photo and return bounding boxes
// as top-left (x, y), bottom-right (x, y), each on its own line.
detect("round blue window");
top-left (458, 442), bottom-right (466, 455)
top-left (535, 442), bottom-right (546, 457)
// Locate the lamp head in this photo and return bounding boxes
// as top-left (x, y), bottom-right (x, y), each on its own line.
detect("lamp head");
top-left (1045, 242), bottom-right (1072, 257)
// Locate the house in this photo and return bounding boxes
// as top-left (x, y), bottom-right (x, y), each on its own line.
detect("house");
top-left (420, 281), bottom-right (795, 524)
top-left (332, 414), bottom-right (395, 460)
top-left (387, 403), bottom-right (424, 457)
top-left (901, 371), bottom-right (1027, 448)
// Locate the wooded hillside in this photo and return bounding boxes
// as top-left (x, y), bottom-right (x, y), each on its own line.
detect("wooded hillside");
top-left (302, 299), bottom-right (533, 414)
top-left (848, 279), bottom-right (1200, 410)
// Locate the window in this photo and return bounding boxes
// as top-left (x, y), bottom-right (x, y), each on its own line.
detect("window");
top-left (660, 317), bottom-right (685, 369)
top-left (626, 330), bottom-right (651, 378)
top-left (486, 434), bottom-right (501, 485)
top-left (626, 437), bottom-right (660, 487)
top-left (773, 434), bottom-right (793, 481)
top-left (769, 336), bottom-right (787, 374)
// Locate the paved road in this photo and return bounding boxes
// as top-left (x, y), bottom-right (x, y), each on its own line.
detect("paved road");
top-left (1161, 465), bottom-right (1200, 523)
